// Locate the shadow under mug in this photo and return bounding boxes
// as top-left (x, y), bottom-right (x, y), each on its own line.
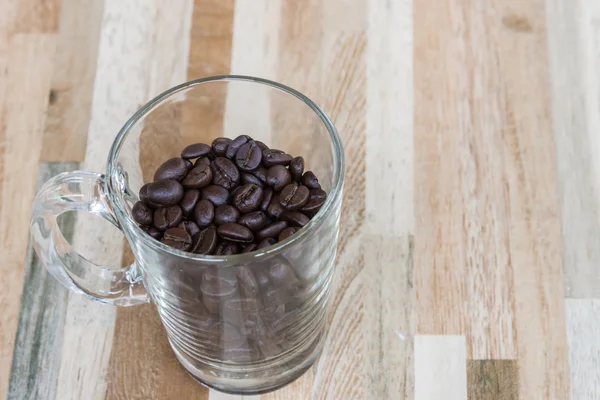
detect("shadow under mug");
top-left (30, 76), bottom-right (345, 395)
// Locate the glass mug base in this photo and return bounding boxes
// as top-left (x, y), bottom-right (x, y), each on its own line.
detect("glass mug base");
top-left (171, 329), bottom-right (324, 395)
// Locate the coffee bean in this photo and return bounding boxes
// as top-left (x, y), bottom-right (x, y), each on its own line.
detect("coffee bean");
top-left (241, 172), bottom-right (264, 188)
top-left (255, 140), bottom-right (268, 151)
top-left (139, 183), bottom-right (152, 204)
top-left (224, 297), bottom-right (260, 313)
top-left (216, 241), bottom-right (240, 255)
top-left (212, 137), bottom-right (232, 156)
top-left (181, 164), bottom-right (212, 189)
top-left (289, 157), bottom-right (304, 181)
top-left (142, 225), bottom-right (163, 240)
top-left (281, 211), bottom-right (310, 227)
top-left (301, 188), bottom-right (327, 213)
top-left (279, 227), bottom-right (299, 241)
top-left (184, 159), bottom-right (193, 170)
top-left (257, 221), bottom-right (288, 241)
top-left (193, 199), bottom-right (215, 228)
top-left (201, 185), bottom-right (230, 206)
top-left (161, 227), bottom-right (192, 251)
top-left (226, 135), bottom-right (252, 159)
top-left (235, 141), bottom-right (262, 171)
top-left (179, 189), bottom-right (200, 218)
top-left (301, 171), bottom-right (321, 189)
top-left (257, 237), bottom-right (276, 249)
top-left (191, 226), bottom-right (218, 255)
top-left (252, 166), bottom-right (268, 184)
top-left (266, 194), bottom-right (284, 219)
top-left (242, 243), bottom-right (257, 253)
top-left (268, 261), bottom-right (299, 290)
top-left (266, 165), bottom-right (291, 191)
top-left (181, 143), bottom-right (212, 159)
top-left (217, 223), bottom-right (254, 243)
top-left (146, 180), bottom-right (184, 206)
top-left (259, 188), bottom-right (273, 212)
top-left (279, 183), bottom-right (309, 210)
top-left (211, 157), bottom-right (240, 189)
top-left (262, 149), bottom-right (293, 167)
top-left (214, 205), bottom-right (240, 225)
top-left (132, 201), bottom-right (153, 226)
top-left (154, 157), bottom-right (188, 181)
top-left (153, 206), bottom-right (183, 231)
top-left (233, 183), bottom-right (263, 213)
top-left (195, 156), bottom-right (211, 168)
top-left (178, 220), bottom-right (200, 238)
top-left (237, 211), bottom-right (268, 231)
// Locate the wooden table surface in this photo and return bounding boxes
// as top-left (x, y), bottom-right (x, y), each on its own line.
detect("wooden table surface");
top-left (1, 0), bottom-right (599, 399)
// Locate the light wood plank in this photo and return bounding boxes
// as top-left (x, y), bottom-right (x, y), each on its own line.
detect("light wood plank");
top-left (41, 0), bottom-right (105, 162)
top-left (0, 33), bottom-right (56, 399)
top-left (467, 360), bottom-right (518, 400)
top-left (547, 0), bottom-right (600, 298)
top-left (13, 0), bottom-right (60, 33)
top-left (566, 299), bottom-right (600, 399)
top-left (8, 163), bottom-right (77, 400)
top-left (414, 335), bottom-right (467, 400)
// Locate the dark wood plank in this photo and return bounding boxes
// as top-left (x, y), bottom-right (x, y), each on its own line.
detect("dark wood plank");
top-left (467, 360), bottom-right (518, 400)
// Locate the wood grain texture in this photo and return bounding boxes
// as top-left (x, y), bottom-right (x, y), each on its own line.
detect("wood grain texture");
top-left (41, 0), bottom-right (104, 162)
top-left (414, 335), bottom-right (467, 400)
top-left (0, 34), bottom-right (56, 399)
top-left (467, 360), bottom-right (518, 400)
top-left (547, 0), bottom-right (600, 298)
top-left (566, 299), bottom-right (600, 399)
top-left (8, 163), bottom-right (77, 400)
top-left (13, 0), bottom-right (60, 33)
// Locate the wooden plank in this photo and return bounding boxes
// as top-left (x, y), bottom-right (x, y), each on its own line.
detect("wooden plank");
top-left (547, 0), bottom-right (600, 298)
top-left (413, 0), bottom-right (518, 360)
top-left (565, 299), bottom-right (600, 399)
top-left (13, 0), bottom-right (60, 33)
top-left (0, 33), bottom-right (56, 399)
top-left (41, 0), bottom-right (105, 162)
top-left (414, 336), bottom-right (467, 400)
top-left (8, 163), bottom-right (77, 400)
top-left (467, 360), bottom-right (518, 400)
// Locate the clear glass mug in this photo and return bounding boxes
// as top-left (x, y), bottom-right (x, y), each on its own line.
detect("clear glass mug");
top-left (29, 76), bottom-right (344, 394)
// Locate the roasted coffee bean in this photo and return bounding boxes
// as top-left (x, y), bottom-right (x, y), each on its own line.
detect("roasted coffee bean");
top-left (252, 166), bottom-right (268, 184)
top-left (181, 143), bottom-right (212, 159)
top-left (266, 194), bottom-right (284, 219)
top-left (279, 183), bottom-right (310, 210)
top-left (181, 164), bottom-right (212, 189)
top-left (184, 159), bottom-right (193, 170)
top-left (139, 183), bottom-right (152, 204)
top-left (259, 188), bottom-right (273, 212)
top-left (225, 297), bottom-right (260, 313)
top-left (241, 172), bottom-right (264, 188)
top-left (279, 227), bottom-right (299, 241)
top-left (262, 149), bottom-right (293, 167)
top-left (132, 201), bottom-right (153, 226)
top-left (154, 157), bottom-right (188, 181)
top-left (217, 223), bottom-right (254, 243)
top-left (226, 135), bottom-right (252, 159)
top-left (153, 206), bottom-right (183, 231)
top-left (178, 220), bottom-right (200, 238)
top-left (237, 211), bottom-right (268, 231)
top-left (233, 183), bottom-right (263, 213)
top-left (254, 269), bottom-right (270, 288)
top-left (191, 226), bottom-right (218, 255)
top-left (235, 141), bottom-right (262, 171)
top-left (211, 157), bottom-right (240, 189)
top-left (195, 156), bottom-right (211, 168)
top-left (142, 225), bottom-right (163, 240)
top-left (289, 156), bottom-right (304, 181)
top-left (257, 221), bottom-right (288, 241)
top-left (301, 188), bottom-right (327, 213)
top-left (262, 286), bottom-right (295, 307)
top-left (266, 165), bottom-right (291, 192)
top-left (179, 189), bottom-right (200, 218)
top-left (201, 185), bottom-right (230, 206)
top-left (215, 241), bottom-right (240, 255)
top-left (301, 171), bottom-right (321, 189)
top-left (161, 227), bottom-right (192, 251)
top-left (146, 180), bottom-right (184, 206)
top-left (257, 237), bottom-right (276, 249)
top-left (193, 199), bottom-right (215, 228)
top-left (254, 140), bottom-right (268, 151)
top-left (268, 261), bottom-right (300, 290)
top-left (214, 205), bottom-right (240, 225)
top-left (242, 243), bottom-right (257, 253)
top-left (281, 211), bottom-right (310, 227)
top-left (212, 137), bottom-right (232, 156)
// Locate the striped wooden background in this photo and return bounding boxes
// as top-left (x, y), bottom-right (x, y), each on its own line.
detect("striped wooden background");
top-left (1, 0), bottom-right (599, 399)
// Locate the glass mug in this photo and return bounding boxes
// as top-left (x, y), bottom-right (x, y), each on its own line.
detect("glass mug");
top-left (29, 76), bottom-right (344, 394)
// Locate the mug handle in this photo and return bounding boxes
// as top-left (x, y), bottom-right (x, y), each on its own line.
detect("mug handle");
top-left (30, 170), bottom-right (149, 306)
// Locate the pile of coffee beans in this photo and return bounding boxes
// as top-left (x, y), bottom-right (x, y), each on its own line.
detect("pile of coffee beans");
top-left (131, 135), bottom-right (327, 255)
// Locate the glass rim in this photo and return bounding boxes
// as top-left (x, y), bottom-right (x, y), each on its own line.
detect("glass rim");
top-left (106, 75), bottom-right (345, 265)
